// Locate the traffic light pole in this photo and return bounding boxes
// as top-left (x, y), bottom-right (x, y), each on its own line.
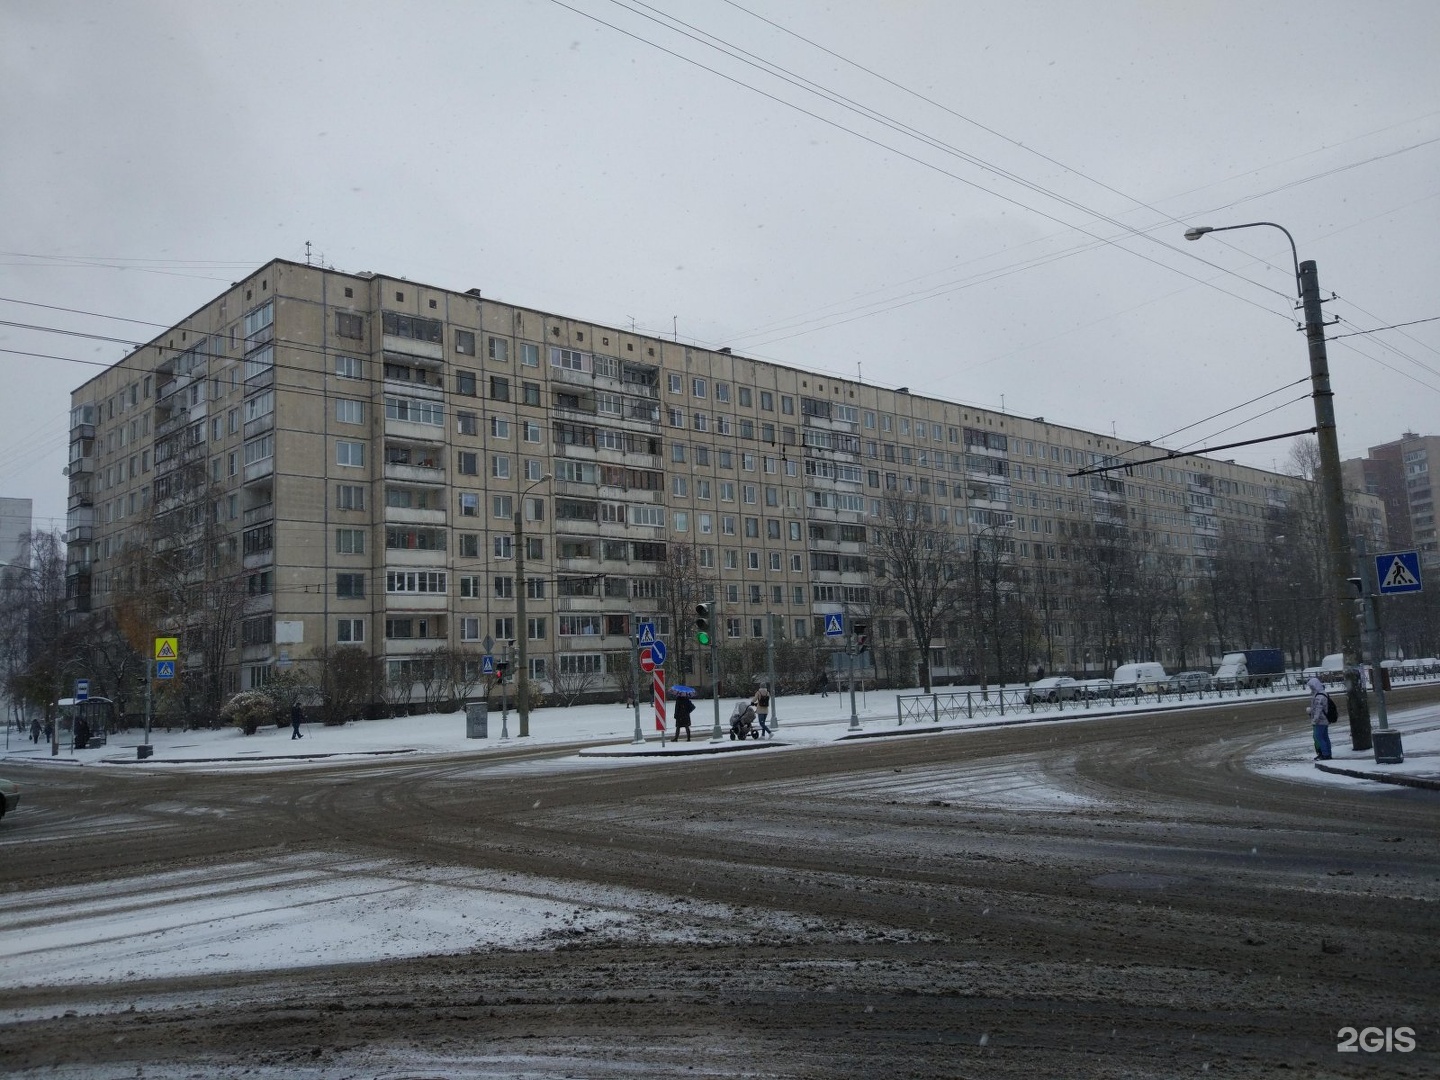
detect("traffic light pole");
top-left (848, 627), bottom-right (860, 731)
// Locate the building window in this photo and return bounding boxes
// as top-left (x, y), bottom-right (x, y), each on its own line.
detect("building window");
top-left (493, 535), bottom-right (513, 559)
top-left (457, 411), bottom-right (478, 436)
top-left (336, 398), bottom-right (365, 425)
top-left (456, 369), bottom-right (477, 396)
top-left (337, 440), bottom-right (365, 467)
top-left (668, 373), bottom-right (682, 393)
top-left (459, 492), bottom-right (479, 516)
top-left (492, 455), bottom-right (511, 479)
top-left (336, 312), bottom-right (363, 339)
top-left (336, 484), bottom-right (365, 510)
top-left (241, 617), bottom-right (273, 646)
top-left (336, 528), bottom-right (366, 554)
top-left (455, 329), bottom-right (476, 355)
top-left (494, 576), bottom-right (514, 599)
top-left (457, 451), bottom-right (478, 475)
top-left (490, 376), bottom-right (510, 401)
top-left (336, 573), bottom-right (365, 599)
top-left (337, 618), bottom-right (365, 643)
top-left (521, 342), bottom-right (539, 367)
top-left (488, 337), bottom-right (509, 362)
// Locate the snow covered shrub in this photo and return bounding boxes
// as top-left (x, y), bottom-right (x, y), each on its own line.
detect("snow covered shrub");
top-left (221, 690), bottom-right (278, 735)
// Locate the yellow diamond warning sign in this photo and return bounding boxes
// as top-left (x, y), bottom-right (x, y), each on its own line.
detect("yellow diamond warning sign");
top-left (154, 637), bottom-right (179, 661)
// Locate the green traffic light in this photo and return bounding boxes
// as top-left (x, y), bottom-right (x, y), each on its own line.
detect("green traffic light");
top-left (696, 630), bottom-right (711, 646)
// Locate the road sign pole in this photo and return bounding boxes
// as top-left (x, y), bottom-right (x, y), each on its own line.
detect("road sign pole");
top-left (145, 661), bottom-right (152, 747)
top-left (631, 620), bottom-right (644, 745)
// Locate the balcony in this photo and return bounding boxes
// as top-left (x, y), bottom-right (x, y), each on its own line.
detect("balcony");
top-left (382, 335), bottom-right (443, 361)
top-left (64, 525), bottom-right (94, 544)
top-left (383, 417), bottom-right (446, 442)
top-left (243, 413), bottom-right (275, 440)
top-left (69, 422), bottom-right (94, 441)
top-left (384, 506), bottom-right (446, 526)
top-left (384, 462), bottom-right (446, 485)
top-left (65, 456), bottom-right (94, 477)
top-left (67, 490), bottom-right (94, 511)
top-left (383, 547), bottom-right (447, 567)
top-left (384, 592), bottom-right (447, 612)
top-left (242, 502), bottom-right (274, 527)
top-left (382, 637), bottom-right (447, 656)
top-left (243, 457), bottom-right (275, 483)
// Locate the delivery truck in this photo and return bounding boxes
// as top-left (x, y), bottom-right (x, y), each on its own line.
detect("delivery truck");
top-left (1214, 649), bottom-right (1285, 689)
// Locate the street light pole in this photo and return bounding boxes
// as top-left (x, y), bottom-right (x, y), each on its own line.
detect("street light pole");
top-left (1185, 223), bottom-right (1370, 750)
top-left (513, 473), bottom-right (551, 739)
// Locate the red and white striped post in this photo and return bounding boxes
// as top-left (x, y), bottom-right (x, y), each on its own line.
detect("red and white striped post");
top-left (653, 668), bottom-right (667, 738)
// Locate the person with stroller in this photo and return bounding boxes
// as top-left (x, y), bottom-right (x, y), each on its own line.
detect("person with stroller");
top-left (752, 685), bottom-right (772, 738)
top-left (729, 699), bottom-right (758, 740)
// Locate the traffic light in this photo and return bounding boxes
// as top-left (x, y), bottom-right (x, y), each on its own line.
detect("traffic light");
top-left (493, 662), bottom-right (509, 681)
top-left (694, 602), bottom-right (713, 646)
top-left (854, 624), bottom-right (870, 653)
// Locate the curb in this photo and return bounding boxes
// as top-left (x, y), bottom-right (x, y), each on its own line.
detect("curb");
top-left (579, 740), bottom-right (784, 758)
top-left (1314, 762), bottom-right (1440, 791)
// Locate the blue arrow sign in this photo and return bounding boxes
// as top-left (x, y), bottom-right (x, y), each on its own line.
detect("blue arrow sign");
top-left (636, 622), bottom-right (657, 645)
top-left (649, 640), bottom-right (667, 667)
top-left (481, 655), bottom-right (496, 676)
top-left (824, 613), bottom-right (845, 637)
top-left (1376, 550), bottom-right (1423, 595)
top-left (155, 661), bottom-right (175, 680)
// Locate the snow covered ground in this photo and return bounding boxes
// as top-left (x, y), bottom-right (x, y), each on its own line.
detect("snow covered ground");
top-left (2, 684), bottom-right (1436, 995)
top-left (2, 678), bottom-right (1436, 783)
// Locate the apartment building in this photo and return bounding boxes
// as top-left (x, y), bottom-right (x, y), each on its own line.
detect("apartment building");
top-left (65, 259), bottom-right (1378, 696)
top-left (1344, 432), bottom-right (1440, 568)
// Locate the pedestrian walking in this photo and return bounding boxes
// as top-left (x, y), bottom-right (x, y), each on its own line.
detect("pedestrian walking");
top-left (43, 720), bottom-right (53, 744)
top-left (29, 717), bottom-right (40, 743)
top-left (290, 701), bottom-right (305, 740)
top-left (1307, 675), bottom-right (1332, 760)
top-left (672, 694), bottom-right (694, 741)
top-left (752, 685), bottom-right (772, 738)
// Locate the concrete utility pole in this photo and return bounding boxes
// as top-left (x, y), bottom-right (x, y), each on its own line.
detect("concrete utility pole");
top-left (513, 473), bottom-right (550, 739)
top-left (1186, 223), bottom-right (1370, 749)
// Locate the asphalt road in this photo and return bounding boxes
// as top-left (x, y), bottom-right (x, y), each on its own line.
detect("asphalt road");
top-left (2, 689), bottom-right (1438, 1079)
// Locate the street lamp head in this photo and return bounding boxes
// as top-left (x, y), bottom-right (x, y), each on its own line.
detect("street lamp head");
top-left (1184, 227), bottom-right (1213, 241)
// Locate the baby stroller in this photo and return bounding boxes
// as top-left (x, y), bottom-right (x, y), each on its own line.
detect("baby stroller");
top-left (728, 700), bottom-right (760, 740)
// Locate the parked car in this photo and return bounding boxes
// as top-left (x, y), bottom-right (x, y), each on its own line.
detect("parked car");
top-left (1075, 678), bottom-right (1113, 700)
top-left (0, 778), bottom-right (18, 821)
top-left (1167, 670), bottom-right (1212, 693)
top-left (1024, 676), bottom-right (1079, 703)
top-left (1301, 653), bottom-right (1345, 683)
top-left (1112, 662), bottom-right (1170, 695)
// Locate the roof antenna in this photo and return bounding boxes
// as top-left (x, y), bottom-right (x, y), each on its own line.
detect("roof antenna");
top-left (304, 240), bottom-right (312, 266)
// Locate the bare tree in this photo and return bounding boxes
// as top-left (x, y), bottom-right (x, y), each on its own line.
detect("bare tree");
top-left (0, 531), bottom-right (84, 739)
top-left (870, 491), bottom-right (969, 692)
top-left (313, 644), bottom-right (379, 725)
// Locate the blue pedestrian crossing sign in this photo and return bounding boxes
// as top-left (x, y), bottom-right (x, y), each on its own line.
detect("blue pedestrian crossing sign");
top-left (636, 622), bottom-right (657, 645)
top-left (649, 640), bottom-right (667, 667)
top-left (155, 661), bottom-right (175, 680)
top-left (1376, 550), bottom-right (1423, 595)
top-left (481, 655), bottom-right (496, 676)
top-left (824, 613), bottom-right (845, 637)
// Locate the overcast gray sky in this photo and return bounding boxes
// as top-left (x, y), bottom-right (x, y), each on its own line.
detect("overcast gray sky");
top-left (3, 0), bottom-right (1437, 531)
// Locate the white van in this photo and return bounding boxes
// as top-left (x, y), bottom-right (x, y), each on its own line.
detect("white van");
top-left (1112, 662), bottom-right (1169, 695)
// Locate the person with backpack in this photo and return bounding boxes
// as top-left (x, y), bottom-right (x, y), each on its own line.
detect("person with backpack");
top-left (1307, 675), bottom-right (1333, 760)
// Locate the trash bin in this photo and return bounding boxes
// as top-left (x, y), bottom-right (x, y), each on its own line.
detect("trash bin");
top-left (465, 701), bottom-right (488, 739)
top-left (137, 744), bottom-right (153, 760)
